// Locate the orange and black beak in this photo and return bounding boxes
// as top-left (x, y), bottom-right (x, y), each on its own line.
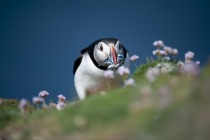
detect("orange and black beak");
top-left (111, 46), bottom-right (117, 65)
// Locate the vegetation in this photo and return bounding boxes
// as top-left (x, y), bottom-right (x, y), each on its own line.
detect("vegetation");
top-left (1, 60), bottom-right (210, 140)
top-left (1, 41), bottom-right (209, 140)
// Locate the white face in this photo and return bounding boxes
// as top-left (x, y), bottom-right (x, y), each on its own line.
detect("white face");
top-left (93, 41), bottom-right (125, 68)
top-left (94, 42), bottom-right (110, 66)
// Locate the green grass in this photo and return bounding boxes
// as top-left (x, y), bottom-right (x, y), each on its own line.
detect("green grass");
top-left (1, 61), bottom-right (210, 140)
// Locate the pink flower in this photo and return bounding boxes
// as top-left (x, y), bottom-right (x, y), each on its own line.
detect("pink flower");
top-left (57, 94), bottom-right (66, 102)
top-left (117, 66), bottom-right (130, 76)
top-left (32, 97), bottom-right (44, 104)
top-left (171, 49), bottom-right (178, 55)
top-left (152, 50), bottom-right (160, 56)
top-left (185, 51), bottom-right (194, 60)
top-left (160, 50), bottom-right (167, 56)
top-left (124, 78), bottom-right (136, 87)
top-left (130, 55), bottom-right (139, 61)
top-left (195, 61), bottom-right (200, 65)
top-left (177, 61), bottom-right (185, 72)
top-left (18, 98), bottom-right (27, 112)
top-left (180, 61), bottom-right (200, 76)
top-left (103, 70), bottom-right (115, 79)
top-left (145, 67), bottom-right (160, 82)
top-left (38, 90), bottom-right (49, 98)
top-left (56, 102), bottom-right (66, 110)
top-left (163, 46), bottom-right (172, 54)
top-left (153, 40), bottom-right (164, 48)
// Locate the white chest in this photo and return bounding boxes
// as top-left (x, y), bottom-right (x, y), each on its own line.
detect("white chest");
top-left (74, 53), bottom-right (121, 93)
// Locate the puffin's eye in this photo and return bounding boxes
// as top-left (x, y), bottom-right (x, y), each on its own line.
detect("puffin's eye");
top-left (99, 45), bottom-right (103, 52)
top-left (119, 45), bottom-right (122, 50)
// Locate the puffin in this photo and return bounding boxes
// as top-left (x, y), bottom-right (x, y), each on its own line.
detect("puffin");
top-left (73, 38), bottom-right (130, 100)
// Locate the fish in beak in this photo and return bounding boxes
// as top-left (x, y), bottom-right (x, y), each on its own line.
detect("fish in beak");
top-left (111, 46), bottom-right (117, 65)
top-left (99, 45), bottom-right (124, 70)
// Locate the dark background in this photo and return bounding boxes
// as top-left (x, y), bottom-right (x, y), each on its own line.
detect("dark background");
top-left (0, 0), bottom-right (210, 102)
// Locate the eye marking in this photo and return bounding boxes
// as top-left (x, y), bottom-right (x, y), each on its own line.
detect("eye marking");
top-left (99, 45), bottom-right (103, 52)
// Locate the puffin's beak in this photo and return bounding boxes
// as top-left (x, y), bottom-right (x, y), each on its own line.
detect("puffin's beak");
top-left (111, 46), bottom-right (117, 65)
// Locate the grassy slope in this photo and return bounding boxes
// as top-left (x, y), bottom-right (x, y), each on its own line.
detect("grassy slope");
top-left (1, 61), bottom-right (210, 140)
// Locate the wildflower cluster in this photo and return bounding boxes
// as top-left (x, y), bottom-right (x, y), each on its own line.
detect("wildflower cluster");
top-left (18, 98), bottom-right (27, 114)
top-left (56, 94), bottom-right (66, 110)
top-left (145, 40), bottom-right (201, 82)
top-left (130, 54), bottom-right (139, 68)
top-left (103, 65), bottom-right (136, 88)
top-left (18, 91), bottom-right (67, 114)
top-left (153, 40), bottom-right (178, 61)
top-left (145, 67), bottom-right (160, 82)
top-left (130, 55), bottom-right (139, 62)
top-left (178, 51), bottom-right (200, 76)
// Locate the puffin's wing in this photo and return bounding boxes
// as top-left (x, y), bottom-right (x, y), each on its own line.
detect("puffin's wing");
top-left (120, 44), bottom-right (131, 68)
top-left (73, 48), bottom-right (88, 74)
